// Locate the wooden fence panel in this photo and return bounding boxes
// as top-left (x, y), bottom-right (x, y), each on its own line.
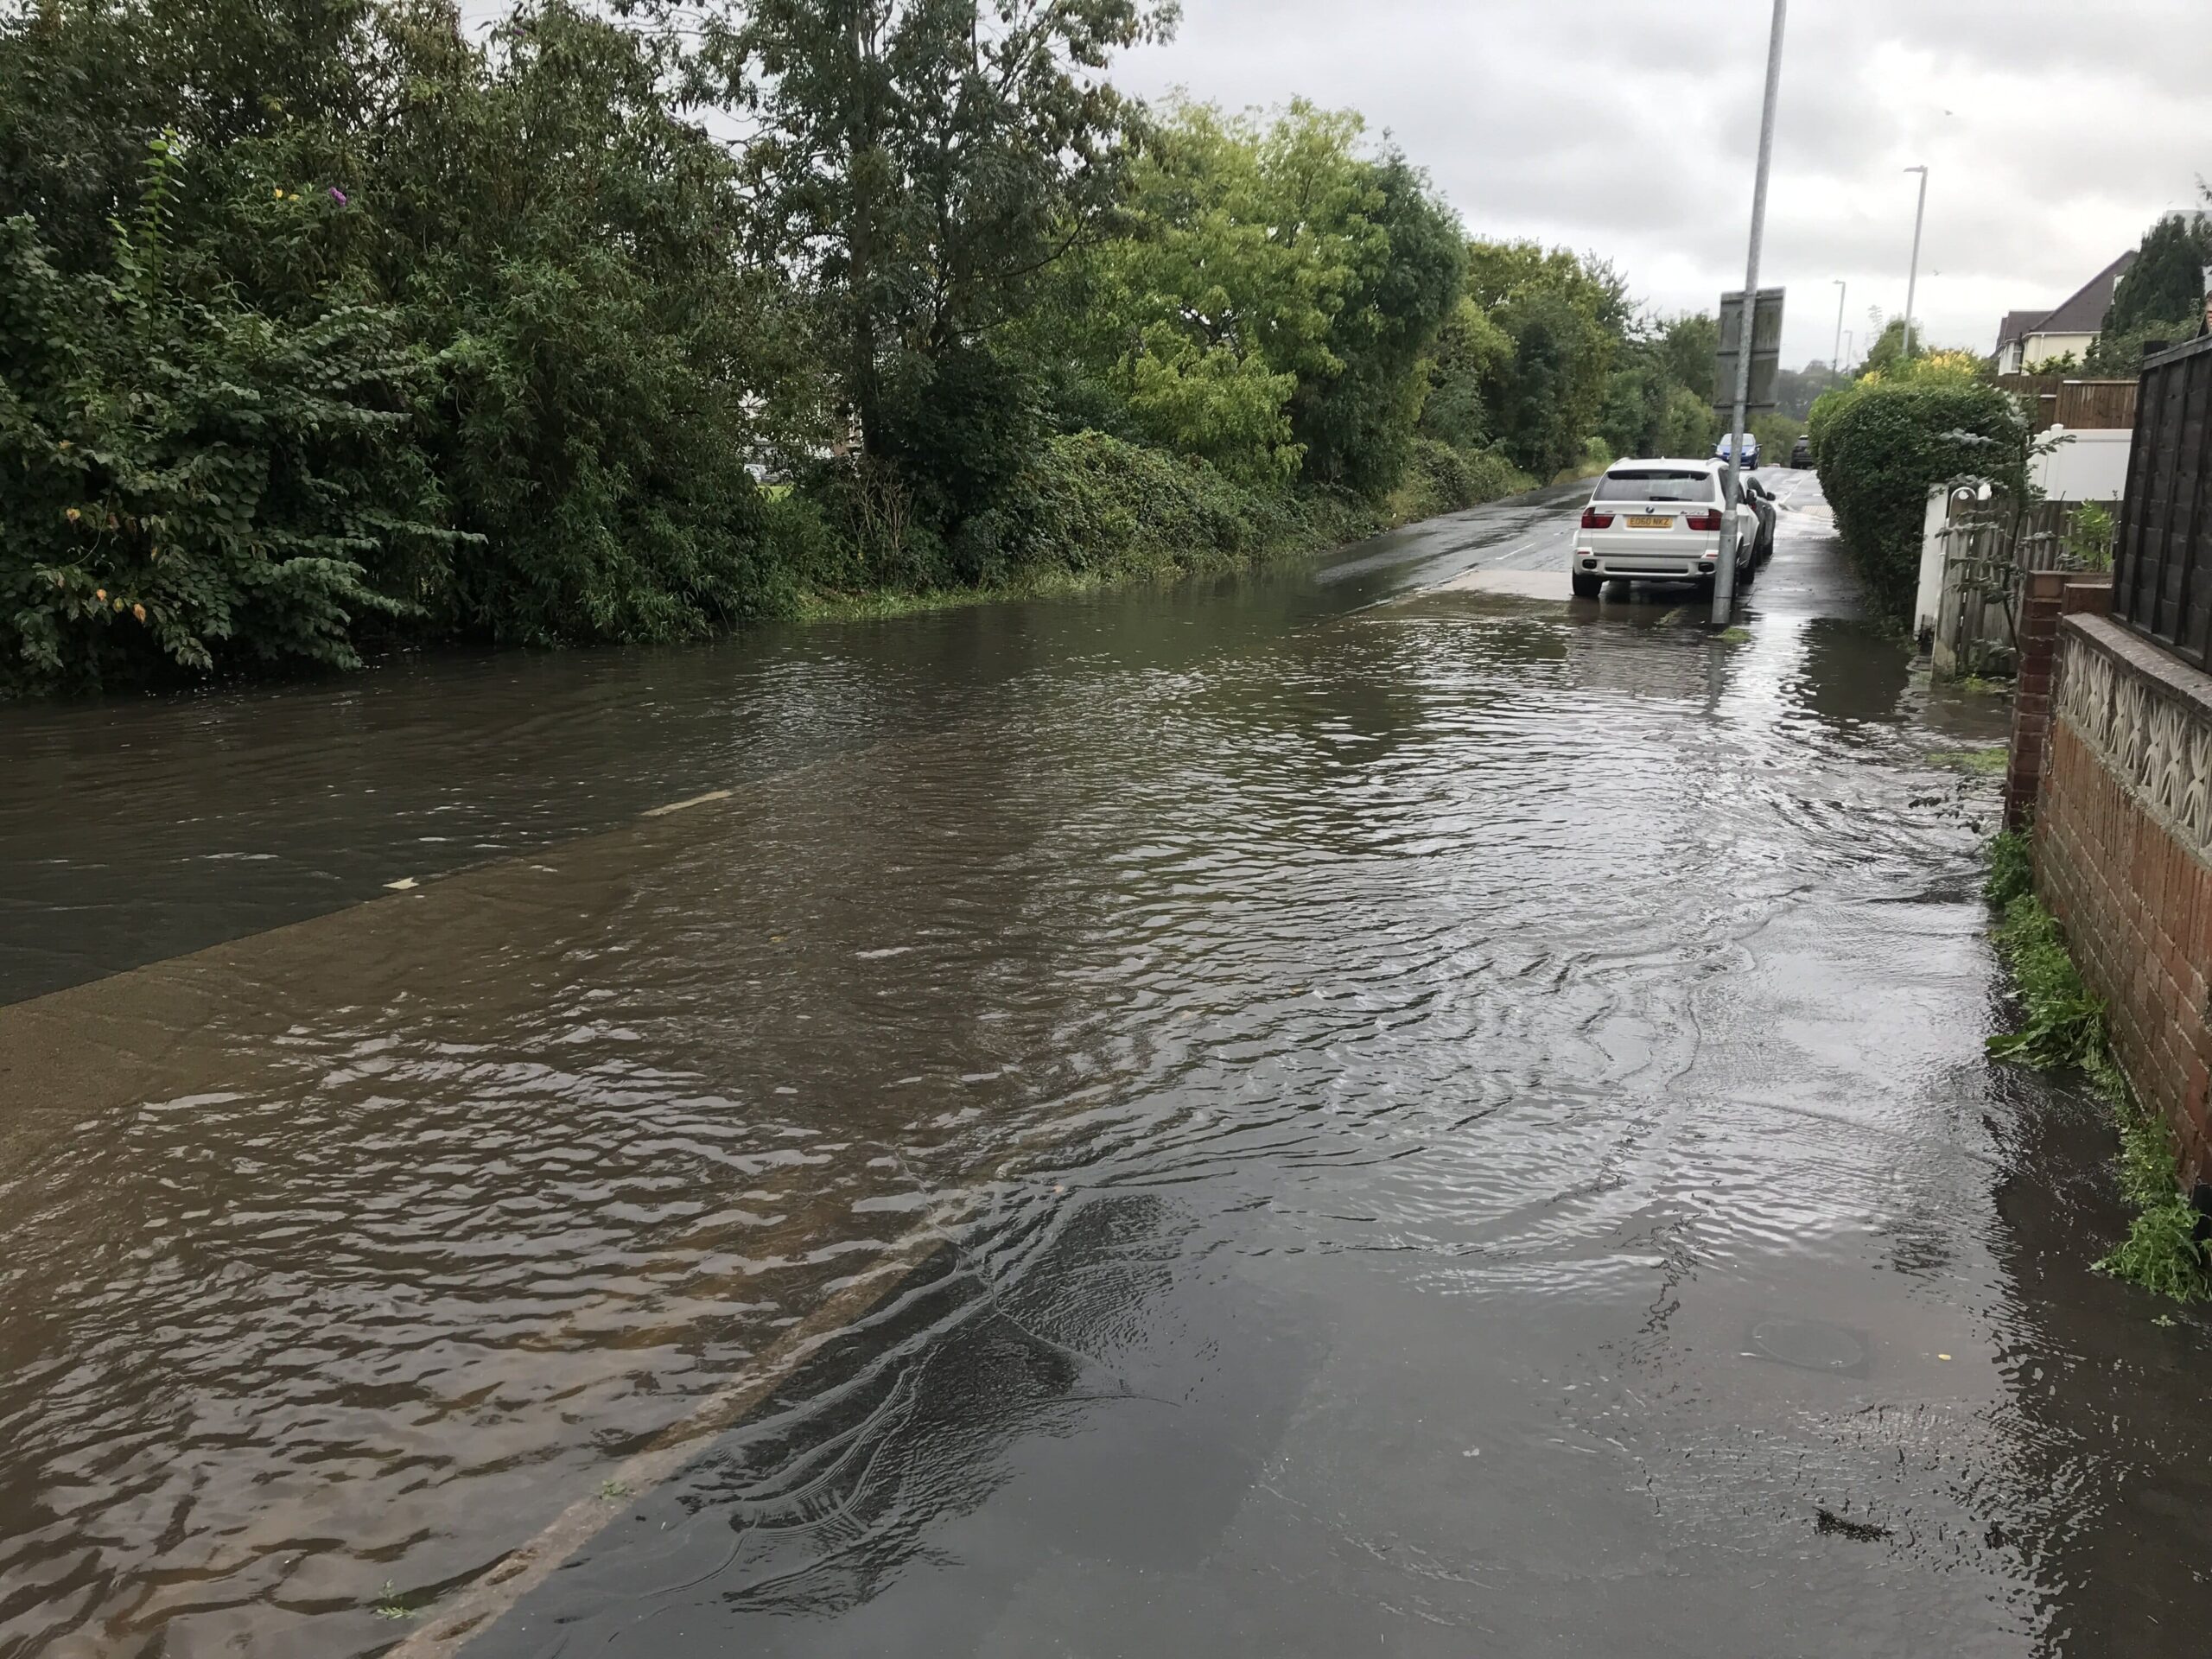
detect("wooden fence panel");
top-left (2113, 336), bottom-right (2212, 668)
top-left (2052, 379), bottom-right (2139, 431)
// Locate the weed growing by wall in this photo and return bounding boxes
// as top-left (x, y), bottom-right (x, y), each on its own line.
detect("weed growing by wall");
top-left (1985, 839), bottom-right (2210, 1301)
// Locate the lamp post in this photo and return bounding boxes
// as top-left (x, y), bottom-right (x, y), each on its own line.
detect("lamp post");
top-left (1902, 165), bottom-right (1928, 359)
top-left (1831, 279), bottom-right (1847, 374)
top-left (1714, 0), bottom-right (1788, 627)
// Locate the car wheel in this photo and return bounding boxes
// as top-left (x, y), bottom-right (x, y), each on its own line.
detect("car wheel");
top-left (1571, 572), bottom-right (1604, 600)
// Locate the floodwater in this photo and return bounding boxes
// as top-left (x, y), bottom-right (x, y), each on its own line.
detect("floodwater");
top-left (3, 477), bottom-right (2209, 1658)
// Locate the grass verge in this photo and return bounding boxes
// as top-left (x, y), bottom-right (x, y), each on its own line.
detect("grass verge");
top-left (1984, 830), bottom-right (2210, 1301)
top-left (797, 448), bottom-right (1539, 629)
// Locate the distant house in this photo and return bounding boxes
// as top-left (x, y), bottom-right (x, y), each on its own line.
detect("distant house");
top-left (1993, 250), bottom-right (2138, 372)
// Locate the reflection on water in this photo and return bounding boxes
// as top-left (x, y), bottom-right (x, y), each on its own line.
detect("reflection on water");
top-left (3, 493), bottom-right (2209, 1657)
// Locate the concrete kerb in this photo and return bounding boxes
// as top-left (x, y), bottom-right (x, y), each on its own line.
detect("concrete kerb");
top-left (386, 1217), bottom-right (966, 1657)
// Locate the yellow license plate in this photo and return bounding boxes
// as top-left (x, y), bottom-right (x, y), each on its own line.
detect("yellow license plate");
top-left (1627, 514), bottom-right (1673, 529)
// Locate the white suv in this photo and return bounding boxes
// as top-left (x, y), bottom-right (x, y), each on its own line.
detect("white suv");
top-left (1570, 460), bottom-right (1759, 601)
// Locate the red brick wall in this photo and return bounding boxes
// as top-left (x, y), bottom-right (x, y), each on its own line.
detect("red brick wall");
top-left (2034, 626), bottom-right (2212, 1190)
top-left (2005, 571), bottom-right (2069, 829)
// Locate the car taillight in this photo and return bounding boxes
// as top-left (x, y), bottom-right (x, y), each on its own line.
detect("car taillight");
top-left (1580, 508), bottom-right (1614, 529)
top-left (1685, 512), bottom-right (1722, 531)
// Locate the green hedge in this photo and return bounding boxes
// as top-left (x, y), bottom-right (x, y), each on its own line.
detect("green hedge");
top-left (1811, 380), bottom-right (2016, 620)
top-left (949, 430), bottom-right (1315, 590)
top-left (1388, 437), bottom-right (1533, 521)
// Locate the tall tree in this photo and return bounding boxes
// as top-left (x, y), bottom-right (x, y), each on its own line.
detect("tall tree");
top-left (1465, 240), bottom-right (1625, 477)
top-left (2104, 213), bottom-right (2211, 339)
top-left (1598, 309), bottom-right (1717, 461)
top-left (1288, 151), bottom-right (1464, 495)
top-left (704, 0), bottom-right (1172, 503)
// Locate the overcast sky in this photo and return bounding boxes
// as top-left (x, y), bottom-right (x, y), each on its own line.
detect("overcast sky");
top-left (1113, 0), bottom-right (2212, 369)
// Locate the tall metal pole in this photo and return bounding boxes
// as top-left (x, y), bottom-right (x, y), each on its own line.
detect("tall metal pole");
top-left (1714, 0), bottom-right (1787, 626)
top-left (1902, 165), bottom-right (1928, 360)
top-left (1831, 279), bottom-right (1847, 372)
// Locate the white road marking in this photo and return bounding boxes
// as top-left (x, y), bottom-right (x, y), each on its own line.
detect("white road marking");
top-left (642, 789), bottom-right (733, 818)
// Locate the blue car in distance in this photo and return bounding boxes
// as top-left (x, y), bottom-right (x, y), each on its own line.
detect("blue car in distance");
top-left (1713, 431), bottom-right (1760, 471)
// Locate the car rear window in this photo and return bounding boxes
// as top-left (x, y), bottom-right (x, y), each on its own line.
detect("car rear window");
top-left (1594, 470), bottom-right (1718, 503)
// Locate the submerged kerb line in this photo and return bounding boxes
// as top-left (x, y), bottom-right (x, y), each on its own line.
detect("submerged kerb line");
top-left (387, 1217), bottom-right (963, 1657)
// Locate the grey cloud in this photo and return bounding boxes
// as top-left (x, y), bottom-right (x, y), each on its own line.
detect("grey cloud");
top-left (1118, 0), bottom-right (2210, 364)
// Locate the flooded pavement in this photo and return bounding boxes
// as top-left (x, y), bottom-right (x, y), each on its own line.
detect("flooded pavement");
top-left (4, 477), bottom-right (2210, 1657)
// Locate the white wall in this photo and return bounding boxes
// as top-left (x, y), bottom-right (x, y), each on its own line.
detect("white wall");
top-left (2035, 428), bottom-right (2130, 501)
top-left (2024, 332), bottom-right (2096, 367)
top-left (1915, 486), bottom-right (1950, 640)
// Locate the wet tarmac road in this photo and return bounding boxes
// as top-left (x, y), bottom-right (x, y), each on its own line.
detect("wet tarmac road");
top-left (4, 477), bottom-right (2210, 1657)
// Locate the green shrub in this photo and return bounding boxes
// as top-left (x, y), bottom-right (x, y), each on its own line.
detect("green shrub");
top-left (2064, 501), bottom-right (2116, 571)
top-left (1, 0), bottom-right (796, 687)
top-left (0, 207), bottom-right (455, 693)
top-left (1804, 383), bottom-right (1858, 470)
top-left (952, 430), bottom-right (1312, 590)
top-left (1389, 437), bottom-right (1532, 520)
top-left (1813, 379), bottom-right (2017, 620)
top-left (1748, 410), bottom-right (1802, 458)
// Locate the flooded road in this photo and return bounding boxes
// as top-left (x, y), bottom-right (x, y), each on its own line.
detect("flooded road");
top-left (4, 478), bottom-right (2210, 1656)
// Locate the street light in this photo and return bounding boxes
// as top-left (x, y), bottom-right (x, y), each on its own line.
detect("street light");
top-left (1713, 0), bottom-right (1788, 627)
top-left (1831, 279), bottom-right (1847, 375)
top-left (1902, 165), bottom-right (1929, 359)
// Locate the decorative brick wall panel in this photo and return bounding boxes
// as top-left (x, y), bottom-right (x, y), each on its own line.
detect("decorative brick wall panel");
top-left (2035, 614), bottom-right (2212, 1188)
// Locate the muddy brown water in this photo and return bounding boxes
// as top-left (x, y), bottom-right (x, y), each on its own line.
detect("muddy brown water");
top-left (3, 480), bottom-right (2210, 1657)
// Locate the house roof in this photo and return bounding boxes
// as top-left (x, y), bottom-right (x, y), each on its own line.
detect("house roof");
top-left (1993, 308), bottom-right (2044, 351)
top-left (2031, 249), bottom-right (2139, 336)
top-left (1992, 251), bottom-right (2142, 353)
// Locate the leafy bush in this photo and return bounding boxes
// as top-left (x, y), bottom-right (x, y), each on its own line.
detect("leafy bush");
top-left (1747, 411), bottom-right (1802, 458)
top-left (1388, 437), bottom-right (1531, 520)
top-left (2064, 501), bottom-right (2115, 572)
top-left (2086, 315), bottom-right (2197, 375)
top-left (0, 205), bottom-right (454, 693)
top-left (953, 430), bottom-right (1311, 590)
top-left (1804, 383), bottom-right (1856, 469)
top-left (1863, 349), bottom-right (1986, 386)
top-left (1, 0), bottom-right (796, 688)
top-left (369, 2), bottom-right (790, 646)
top-left (1812, 378), bottom-right (2017, 620)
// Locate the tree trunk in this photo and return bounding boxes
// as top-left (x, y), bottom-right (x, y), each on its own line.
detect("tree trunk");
top-left (846, 2), bottom-right (883, 458)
